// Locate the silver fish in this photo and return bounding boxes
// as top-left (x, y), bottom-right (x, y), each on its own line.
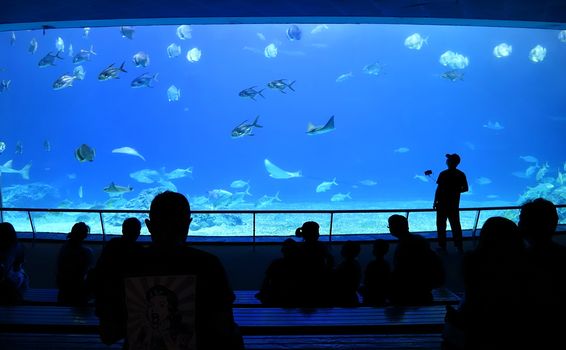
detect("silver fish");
top-left (231, 116), bottom-right (263, 138)
top-left (38, 51), bottom-right (64, 67)
top-left (98, 62), bottom-right (127, 81)
top-left (28, 38), bottom-right (38, 54)
top-left (131, 73), bottom-right (158, 88)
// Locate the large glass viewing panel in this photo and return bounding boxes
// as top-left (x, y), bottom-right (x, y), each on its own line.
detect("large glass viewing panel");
top-left (0, 23), bottom-right (565, 235)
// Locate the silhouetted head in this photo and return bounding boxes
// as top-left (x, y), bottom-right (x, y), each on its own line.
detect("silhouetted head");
top-left (281, 238), bottom-right (299, 259)
top-left (67, 222), bottom-right (90, 242)
top-left (0, 222), bottom-right (17, 251)
top-left (145, 191), bottom-right (192, 246)
top-left (388, 215), bottom-right (409, 238)
top-left (445, 153), bottom-right (461, 169)
top-left (478, 216), bottom-right (523, 255)
top-left (341, 240), bottom-right (361, 260)
top-left (122, 217), bottom-right (141, 242)
top-left (373, 239), bottom-right (389, 258)
top-left (295, 221), bottom-right (320, 243)
top-left (519, 198), bottom-right (558, 246)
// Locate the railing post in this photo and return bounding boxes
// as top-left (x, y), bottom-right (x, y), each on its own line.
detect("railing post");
top-left (252, 212), bottom-right (256, 245)
top-left (329, 212), bottom-right (334, 242)
top-left (472, 209), bottom-right (481, 243)
top-left (28, 210), bottom-right (36, 241)
top-left (99, 212), bottom-right (106, 242)
top-left (405, 211), bottom-right (410, 219)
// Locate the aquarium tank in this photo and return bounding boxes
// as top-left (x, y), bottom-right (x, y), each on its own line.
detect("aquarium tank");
top-left (0, 23), bottom-right (565, 237)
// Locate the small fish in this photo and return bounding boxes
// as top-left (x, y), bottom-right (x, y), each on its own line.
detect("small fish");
top-left (120, 26), bottom-right (135, 39)
top-left (52, 66), bottom-right (86, 90)
top-left (176, 25), bottom-right (192, 40)
top-left (239, 86), bottom-right (265, 100)
top-left (131, 73), bottom-right (158, 88)
top-left (165, 167), bottom-right (193, 180)
top-left (404, 33), bottom-right (428, 50)
top-left (316, 178), bottom-right (338, 193)
top-left (186, 47), bottom-right (202, 62)
top-left (104, 182), bottom-right (134, 194)
top-left (536, 162), bottom-right (550, 182)
top-left (286, 25), bottom-right (302, 41)
top-left (256, 32), bottom-right (266, 41)
top-left (493, 43), bottom-right (512, 58)
top-left (264, 159), bottom-right (302, 179)
top-left (476, 177), bottom-right (492, 185)
top-left (98, 62), bottom-right (127, 81)
top-left (43, 140), bottom-right (51, 152)
top-left (520, 155), bottom-right (538, 163)
top-left (10, 32), bottom-right (16, 46)
top-left (83, 27), bottom-right (91, 38)
top-left (267, 79), bottom-right (295, 93)
top-left (132, 51), bottom-right (150, 67)
top-left (38, 51), bottom-right (64, 67)
top-left (331, 192), bottom-right (351, 202)
top-left (441, 70), bottom-right (464, 81)
top-left (167, 85), bottom-right (181, 102)
top-left (483, 121), bottom-right (504, 130)
top-left (362, 62), bottom-right (384, 76)
top-left (78, 185), bottom-right (84, 199)
top-left (0, 160), bottom-right (31, 179)
top-left (28, 38), bottom-right (38, 54)
top-left (311, 24), bottom-right (329, 34)
top-left (359, 179), bottom-right (377, 186)
top-left (256, 192), bottom-right (282, 208)
top-left (67, 173), bottom-right (77, 180)
top-left (0, 141), bottom-right (5, 154)
top-left (232, 116), bottom-right (263, 138)
top-left (75, 144), bottom-right (95, 162)
top-left (336, 72), bottom-right (353, 83)
top-left (166, 43), bottom-right (181, 58)
top-left (230, 180), bottom-right (249, 189)
top-left (264, 43), bottom-right (278, 58)
top-left (111, 146), bottom-right (145, 161)
top-left (414, 174), bottom-right (429, 182)
top-left (465, 142), bottom-right (476, 150)
top-left (394, 147), bottom-right (410, 153)
top-left (73, 46), bottom-right (96, 64)
top-left (307, 116), bottom-right (335, 135)
top-left (55, 37), bottom-right (65, 52)
top-left (15, 141), bottom-right (23, 155)
top-left (0, 80), bottom-right (11, 93)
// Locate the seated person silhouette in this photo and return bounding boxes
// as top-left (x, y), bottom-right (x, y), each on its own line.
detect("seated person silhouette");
top-left (56, 222), bottom-right (94, 306)
top-left (0, 222), bottom-right (28, 304)
top-left (97, 191), bottom-right (244, 350)
top-left (256, 238), bottom-right (301, 306)
top-left (446, 216), bottom-right (528, 349)
top-left (360, 239), bottom-right (391, 306)
top-left (295, 221), bottom-right (334, 307)
top-left (519, 198), bottom-right (566, 348)
top-left (94, 218), bottom-right (142, 318)
top-left (387, 215), bottom-right (445, 306)
top-left (332, 241), bottom-right (362, 306)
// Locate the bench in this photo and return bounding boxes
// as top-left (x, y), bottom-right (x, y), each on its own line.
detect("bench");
top-left (22, 288), bottom-right (461, 306)
top-left (0, 333), bottom-right (443, 349)
top-left (0, 305), bottom-right (447, 335)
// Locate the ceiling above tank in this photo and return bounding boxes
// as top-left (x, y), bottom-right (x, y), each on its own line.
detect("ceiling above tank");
top-left (1, 0), bottom-right (566, 31)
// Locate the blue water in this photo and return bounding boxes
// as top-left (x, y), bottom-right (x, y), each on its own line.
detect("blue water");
top-left (1, 24), bottom-right (565, 219)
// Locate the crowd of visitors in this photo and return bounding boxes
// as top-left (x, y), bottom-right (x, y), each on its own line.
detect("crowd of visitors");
top-left (0, 192), bottom-right (564, 349)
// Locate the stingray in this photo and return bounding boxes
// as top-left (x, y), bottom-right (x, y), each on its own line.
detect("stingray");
top-left (264, 159), bottom-right (302, 179)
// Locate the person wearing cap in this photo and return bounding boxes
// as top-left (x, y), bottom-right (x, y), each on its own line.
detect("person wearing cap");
top-left (433, 153), bottom-right (468, 252)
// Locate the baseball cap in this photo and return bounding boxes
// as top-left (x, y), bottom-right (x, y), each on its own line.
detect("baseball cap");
top-left (446, 153), bottom-right (461, 165)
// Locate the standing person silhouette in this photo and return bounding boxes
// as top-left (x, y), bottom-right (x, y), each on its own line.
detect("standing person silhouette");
top-left (434, 153), bottom-right (468, 253)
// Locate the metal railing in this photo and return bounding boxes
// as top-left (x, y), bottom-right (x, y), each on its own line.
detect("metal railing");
top-left (2, 204), bottom-right (564, 242)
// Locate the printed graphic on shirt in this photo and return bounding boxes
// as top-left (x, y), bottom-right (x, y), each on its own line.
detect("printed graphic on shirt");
top-left (125, 275), bottom-right (196, 350)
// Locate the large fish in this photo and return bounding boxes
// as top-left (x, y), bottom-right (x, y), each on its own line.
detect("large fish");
top-left (0, 160), bottom-right (31, 179)
top-left (112, 146), bottom-right (146, 161)
top-left (104, 182), bottom-right (133, 194)
top-left (232, 116), bottom-right (262, 138)
top-left (264, 159), bottom-right (302, 179)
top-left (98, 62), bottom-right (127, 81)
top-left (316, 178), bottom-right (338, 193)
top-left (307, 116), bottom-right (335, 135)
top-left (38, 51), bottom-right (64, 67)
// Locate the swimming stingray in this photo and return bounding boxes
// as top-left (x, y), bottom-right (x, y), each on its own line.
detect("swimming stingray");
top-left (307, 116), bottom-right (335, 135)
top-left (264, 159), bottom-right (302, 179)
